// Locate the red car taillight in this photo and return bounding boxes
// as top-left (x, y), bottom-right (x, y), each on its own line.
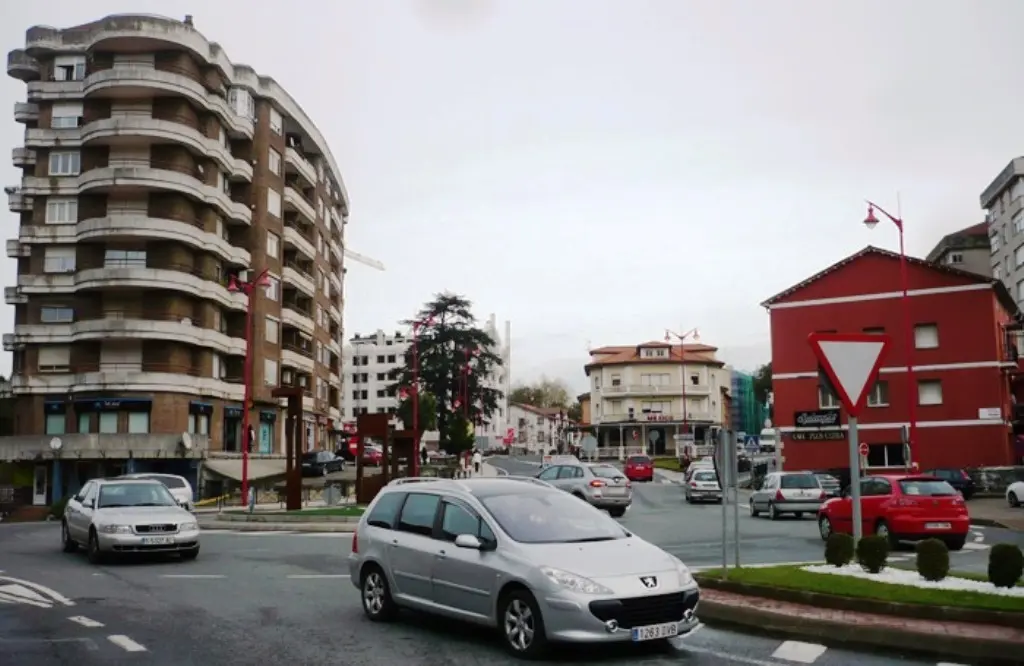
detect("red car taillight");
top-left (589, 480), bottom-right (606, 488)
top-left (819, 491), bottom-right (827, 500)
top-left (351, 531), bottom-right (358, 553)
top-left (960, 470), bottom-right (971, 480)
top-left (689, 482), bottom-right (698, 488)
top-left (775, 490), bottom-right (785, 502)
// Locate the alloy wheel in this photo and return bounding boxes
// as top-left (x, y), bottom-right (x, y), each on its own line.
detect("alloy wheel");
top-left (504, 599), bottom-right (535, 652)
top-left (819, 516), bottom-right (832, 540)
top-left (363, 572), bottom-right (385, 615)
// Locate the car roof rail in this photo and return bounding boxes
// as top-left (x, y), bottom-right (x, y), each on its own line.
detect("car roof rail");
top-left (386, 476), bottom-right (472, 492)
top-left (496, 475), bottom-right (556, 489)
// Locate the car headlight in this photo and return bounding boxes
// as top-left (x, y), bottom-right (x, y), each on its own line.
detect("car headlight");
top-left (179, 521), bottom-right (199, 531)
top-left (540, 566), bottom-right (613, 595)
top-left (98, 524), bottom-right (131, 534)
top-left (672, 557), bottom-right (695, 587)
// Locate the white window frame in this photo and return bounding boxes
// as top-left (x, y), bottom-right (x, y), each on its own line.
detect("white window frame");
top-left (267, 189), bottom-right (282, 218)
top-left (45, 413), bottom-right (66, 435)
top-left (269, 107), bottom-right (283, 134)
top-left (866, 381), bottom-right (889, 407)
top-left (48, 151), bottom-right (80, 176)
top-left (1015, 212), bottom-right (1024, 234)
top-left (104, 249), bottom-right (146, 268)
top-left (43, 247), bottom-right (76, 274)
top-left (264, 359), bottom-right (278, 386)
top-left (51, 102), bottom-right (83, 129)
top-left (45, 197), bottom-right (78, 225)
top-left (99, 412), bottom-right (118, 434)
top-left (917, 380), bottom-right (943, 406)
top-left (818, 385), bottom-right (839, 410)
top-left (994, 263), bottom-right (1002, 280)
top-left (267, 231), bottom-right (280, 259)
top-left (38, 345), bottom-right (71, 373)
top-left (992, 232), bottom-right (1002, 253)
top-left (264, 275), bottom-right (280, 301)
top-left (946, 252), bottom-right (964, 265)
top-left (127, 412), bottom-right (150, 434)
top-left (268, 148), bottom-right (281, 175)
top-left (265, 316), bottom-right (279, 344)
top-left (1016, 245), bottom-right (1024, 269)
top-left (188, 413), bottom-right (210, 435)
top-left (228, 88), bottom-right (255, 120)
top-left (40, 306), bottom-right (73, 324)
top-left (913, 324), bottom-right (939, 349)
top-left (53, 55), bottom-right (86, 82)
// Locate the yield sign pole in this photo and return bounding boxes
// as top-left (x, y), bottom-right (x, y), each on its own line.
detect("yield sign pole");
top-left (808, 332), bottom-right (891, 542)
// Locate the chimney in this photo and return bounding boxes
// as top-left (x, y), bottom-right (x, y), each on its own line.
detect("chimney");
top-left (183, 15), bottom-right (194, 27)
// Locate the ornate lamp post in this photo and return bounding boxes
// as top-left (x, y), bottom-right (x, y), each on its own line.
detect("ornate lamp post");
top-left (665, 327), bottom-right (700, 455)
top-left (408, 316), bottom-right (434, 476)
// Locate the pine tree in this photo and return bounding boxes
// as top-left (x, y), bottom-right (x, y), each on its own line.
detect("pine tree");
top-left (391, 293), bottom-right (503, 454)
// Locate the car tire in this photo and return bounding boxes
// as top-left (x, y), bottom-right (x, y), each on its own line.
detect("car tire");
top-left (749, 498), bottom-right (759, 517)
top-left (684, 494), bottom-right (691, 504)
top-left (875, 520), bottom-right (898, 549)
top-left (360, 566), bottom-right (398, 622)
top-left (818, 515), bottom-right (832, 541)
top-left (1009, 491), bottom-right (1020, 508)
top-left (321, 466), bottom-right (328, 477)
top-left (572, 492), bottom-right (587, 502)
top-left (945, 536), bottom-right (966, 551)
top-left (498, 588), bottom-right (548, 659)
top-left (180, 546), bottom-right (200, 561)
top-left (608, 507), bottom-right (626, 518)
top-left (86, 529), bottom-right (104, 564)
top-left (767, 502), bottom-right (779, 520)
top-left (61, 521), bottom-right (77, 553)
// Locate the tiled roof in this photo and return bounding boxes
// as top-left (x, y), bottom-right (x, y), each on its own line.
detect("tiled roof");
top-left (585, 343), bottom-right (724, 373)
top-left (510, 402), bottom-right (575, 421)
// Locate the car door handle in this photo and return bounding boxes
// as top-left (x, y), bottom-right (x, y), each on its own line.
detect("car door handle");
top-left (390, 539), bottom-right (398, 546)
top-left (437, 550), bottom-right (447, 559)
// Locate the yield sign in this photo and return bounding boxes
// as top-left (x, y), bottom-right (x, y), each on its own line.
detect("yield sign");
top-left (808, 332), bottom-right (890, 417)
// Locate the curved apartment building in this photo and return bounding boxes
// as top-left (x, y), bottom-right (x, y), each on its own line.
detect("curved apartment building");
top-left (2, 15), bottom-right (348, 495)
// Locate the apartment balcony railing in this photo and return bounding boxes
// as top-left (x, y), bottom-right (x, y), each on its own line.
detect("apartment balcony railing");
top-left (598, 410), bottom-right (714, 424)
top-left (599, 383), bottom-right (709, 396)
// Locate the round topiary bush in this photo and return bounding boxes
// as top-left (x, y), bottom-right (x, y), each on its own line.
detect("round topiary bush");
top-left (824, 532), bottom-right (855, 567)
top-left (856, 535), bottom-right (890, 574)
top-left (915, 538), bottom-right (950, 582)
top-left (988, 543), bottom-right (1024, 589)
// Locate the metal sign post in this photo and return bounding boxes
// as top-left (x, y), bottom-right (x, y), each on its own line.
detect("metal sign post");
top-left (807, 332), bottom-right (891, 543)
top-left (730, 429), bottom-right (740, 568)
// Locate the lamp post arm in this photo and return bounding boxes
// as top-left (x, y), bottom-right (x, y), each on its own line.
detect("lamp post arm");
top-left (866, 200), bottom-right (903, 231)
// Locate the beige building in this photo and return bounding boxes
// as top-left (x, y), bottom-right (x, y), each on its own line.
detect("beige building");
top-left (585, 341), bottom-right (730, 457)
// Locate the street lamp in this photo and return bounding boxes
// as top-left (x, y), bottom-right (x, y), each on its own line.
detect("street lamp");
top-left (227, 268), bottom-right (271, 503)
top-left (863, 201), bottom-right (917, 465)
top-left (665, 327), bottom-right (700, 456)
top-left (409, 316), bottom-right (434, 476)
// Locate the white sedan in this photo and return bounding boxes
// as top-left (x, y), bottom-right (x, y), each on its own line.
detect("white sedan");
top-left (1007, 480), bottom-right (1024, 508)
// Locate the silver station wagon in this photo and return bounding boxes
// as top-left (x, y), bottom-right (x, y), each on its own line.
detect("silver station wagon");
top-left (348, 476), bottom-right (701, 658)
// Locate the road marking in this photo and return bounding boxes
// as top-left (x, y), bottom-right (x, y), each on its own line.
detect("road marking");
top-left (937, 662), bottom-right (970, 666)
top-left (68, 615), bottom-right (104, 628)
top-left (108, 635), bottom-right (147, 652)
top-left (973, 533), bottom-right (985, 542)
top-left (286, 574), bottom-right (350, 579)
top-left (961, 542), bottom-right (989, 551)
top-left (159, 574), bottom-right (225, 579)
top-left (771, 640), bottom-right (827, 663)
top-left (679, 643), bottom-right (784, 665)
top-left (0, 575), bottom-right (74, 606)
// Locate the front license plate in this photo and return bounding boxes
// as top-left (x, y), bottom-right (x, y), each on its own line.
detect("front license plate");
top-left (925, 522), bottom-right (951, 530)
top-left (141, 536), bottom-right (173, 545)
top-left (632, 622), bottom-right (679, 641)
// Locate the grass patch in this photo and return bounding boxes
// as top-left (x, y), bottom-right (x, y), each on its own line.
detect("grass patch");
top-left (652, 458), bottom-right (684, 472)
top-left (230, 506), bottom-right (365, 517)
top-left (697, 565), bottom-right (1024, 613)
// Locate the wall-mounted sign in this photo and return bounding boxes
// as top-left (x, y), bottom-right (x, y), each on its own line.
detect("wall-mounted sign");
top-left (794, 410), bottom-right (840, 428)
top-left (978, 407), bottom-right (1002, 420)
top-left (790, 431), bottom-right (845, 441)
top-left (644, 413), bottom-right (671, 422)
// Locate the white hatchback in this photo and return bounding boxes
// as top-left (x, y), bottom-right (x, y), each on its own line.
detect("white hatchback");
top-left (119, 473), bottom-right (195, 511)
top-left (1007, 480), bottom-right (1024, 508)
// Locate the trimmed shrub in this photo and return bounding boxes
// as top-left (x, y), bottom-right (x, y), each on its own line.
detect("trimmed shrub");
top-left (856, 535), bottom-right (890, 574)
top-left (824, 532), bottom-right (855, 567)
top-left (988, 543), bottom-right (1024, 589)
top-left (915, 538), bottom-right (950, 582)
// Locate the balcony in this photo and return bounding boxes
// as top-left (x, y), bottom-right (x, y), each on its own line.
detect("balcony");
top-left (282, 342), bottom-right (315, 373)
top-left (5, 239), bottom-right (29, 258)
top-left (9, 362), bottom-right (245, 400)
top-left (600, 383), bottom-right (709, 397)
top-left (4, 287), bottom-right (26, 305)
top-left (284, 146), bottom-right (317, 190)
top-left (7, 49), bottom-right (39, 81)
top-left (7, 189), bottom-right (30, 213)
top-left (281, 300), bottom-right (314, 335)
top-left (12, 147), bottom-right (35, 168)
top-left (598, 410), bottom-right (714, 424)
top-left (282, 225), bottom-right (315, 261)
top-left (14, 102), bottom-right (39, 123)
top-left (283, 260), bottom-right (315, 296)
top-left (283, 185), bottom-right (316, 224)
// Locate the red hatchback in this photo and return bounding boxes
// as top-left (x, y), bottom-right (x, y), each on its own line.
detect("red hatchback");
top-left (817, 474), bottom-right (969, 550)
top-left (624, 455), bottom-right (654, 482)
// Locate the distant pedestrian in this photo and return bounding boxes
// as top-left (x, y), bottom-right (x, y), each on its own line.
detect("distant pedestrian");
top-left (420, 446), bottom-right (428, 468)
top-left (472, 449), bottom-right (482, 475)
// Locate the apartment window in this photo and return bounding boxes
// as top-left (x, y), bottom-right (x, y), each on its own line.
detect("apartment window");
top-left (264, 359), bottom-right (278, 386)
top-left (1015, 212), bottom-right (1024, 234)
top-left (104, 249), bottom-right (146, 267)
top-left (317, 233), bottom-right (324, 255)
top-left (48, 151), bottom-right (80, 176)
top-left (866, 443), bottom-right (905, 468)
top-left (267, 231), bottom-right (280, 259)
top-left (387, 354), bottom-right (396, 363)
top-left (994, 264), bottom-right (1002, 280)
top-left (269, 107), bottom-right (283, 134)
top-left (43, 247), bottom-right (76, 273)
top-left (610, 374), bottom-right (621, 387)
top-left (228, 88), bottom-right (255, 120)
top-left (689, 373), bottom-right (701, 386)
top-left (128, 412), bottom-right (150, 434)
top-left (99, 413), bottom-right (117, 434)
top-left (188, 413), bottom-right (210, 435)
top-left (317, 197), bottom-right (324, 218)
top-left (819, 385), bottom-right (839, 409)
top-left (268, 148), bottom-right (281, 175)
top-left (264, 275), bottom-right (280, 300)
top-left (946, 252), bottom-right (964, 265)
top-left (1018, 279), bottom-right (1024, 305)
top-left (1016, 245), bottom-right (1024, 269)
top-left (38, 345), bottom-right (70, 372)
top-left (867, 381), bottom-right (889, 407)
top-left (316, 304), bottom-right (323, 326)
top-left (45, 413), bottom-right (65, 434)
top-left (53, 55), bottom-right (86, 81)
top-left (918, 380), bottom-right (942, 405)
top-left (51, 102), bottom-right (83, 129)
top-left (265, 316), bottom-right (279, 344)
top-left (40, 306), bottom-right (73, 323)
top-left (913, 324), bottom-right (939, 349)
top-left (46, 197), bottom-right (78, 224)
top-left (376, 355), bottom-right (385, 364)
top-left (992, 232), bottom-right (1002, 253)
top-left (267, 188), bottom-right (282, 218)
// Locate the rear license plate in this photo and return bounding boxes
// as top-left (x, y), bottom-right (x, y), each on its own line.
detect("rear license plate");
top-left (632, 622), bottom-right (679, 641)
top-left (925, 522), bottom-right (951, 530)
top-left (605, 487), bottom-right (626, 496)
top-left (141, 536), bottom-right (173, 545)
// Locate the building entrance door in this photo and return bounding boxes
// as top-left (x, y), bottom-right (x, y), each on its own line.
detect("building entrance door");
top-left (32, 465), bottom-right (47, 506)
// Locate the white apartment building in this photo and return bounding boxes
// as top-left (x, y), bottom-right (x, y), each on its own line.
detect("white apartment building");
top-left (342, 315), bottom-right (512, 445)
top-left (508, 403), bottom-right (576, 453)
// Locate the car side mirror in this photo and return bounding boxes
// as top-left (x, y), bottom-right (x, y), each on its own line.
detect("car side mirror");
top-left (86, 499), bottom-right (95, 509)
top-left (454, 534), bottom-right (482, 549)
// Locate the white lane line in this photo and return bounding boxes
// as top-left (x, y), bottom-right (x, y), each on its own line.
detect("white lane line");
top-left (680, 643), bottom-right (783, 666)
top-left (108, 635), bottom-right (147, 652)
top-left (159, 574), bottom-right (225, 579)
top-left (937, 662), bottom-right (970, 666)
top-left (973, 534), bottom-right (984, 542)
top-left (286, 574), bottom-right (350, 579)
top-left (0, 575), bottom-right (74, 606)
top-left (961, 542), bottom-right (989, 551)
top-left (771, 640), bottom-right (828, 663)
top-left (68, 615), bottom-right (104, 628)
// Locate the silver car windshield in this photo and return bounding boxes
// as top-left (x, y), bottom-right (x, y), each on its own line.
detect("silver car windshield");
top-left (480, 492), bottom-right (628, 544)
top-left (97, 482), bottom-right (178, 509)
top-left (693, 471), bottom-right (717, 482)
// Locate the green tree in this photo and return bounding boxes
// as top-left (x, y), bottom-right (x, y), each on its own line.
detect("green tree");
top-left (753, 362), bottom-right (772, 405)
top-left (396, 391), bottom-right (438, 433)
top-left (508, 377), bottom-right (571, 408)
top-left (566, 401), bottom-right (583, 423)
top-left (391, 293), bottom-right (504, 454)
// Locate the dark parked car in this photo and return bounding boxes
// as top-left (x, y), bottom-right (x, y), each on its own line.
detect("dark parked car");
top-left (924, 468), bottom-right (975, 500)
top-left (301, 451), bottom-right (345, 477)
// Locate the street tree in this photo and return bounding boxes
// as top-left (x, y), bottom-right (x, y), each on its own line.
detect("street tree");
top-left (566, 401), bottom-right (583, 423)
top-left (508, 377), bottom-right (571, 408)
top-left (391, 293), bottom-right (503, 454)
top-left (753, 362), bottom-right (772, 404)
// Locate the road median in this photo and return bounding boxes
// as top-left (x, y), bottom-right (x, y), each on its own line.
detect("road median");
top-left (199, 519), bottom-right (355, 533)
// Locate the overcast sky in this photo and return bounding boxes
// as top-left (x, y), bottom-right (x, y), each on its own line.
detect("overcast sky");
top-left (1, 1), bottom-right (1017, 392)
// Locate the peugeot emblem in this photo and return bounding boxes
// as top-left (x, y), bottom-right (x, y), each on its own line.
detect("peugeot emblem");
top-left (640, 576), bottom-right (658, 589)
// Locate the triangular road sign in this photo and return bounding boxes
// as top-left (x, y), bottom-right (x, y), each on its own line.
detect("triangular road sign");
top-left (807, 332), bottom-right (890, 417)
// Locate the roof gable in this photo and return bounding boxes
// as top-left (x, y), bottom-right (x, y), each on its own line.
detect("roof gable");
top-left (761, 245), bottom-right (997, 308)
top-left (585, 342), bottom-right (724, 373)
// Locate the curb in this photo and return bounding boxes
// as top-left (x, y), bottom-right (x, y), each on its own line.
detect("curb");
top-left (971, 517), bottom-right (1013, 529)
top-left (697, 599), bottom-right (1024, 664)
top-left (200, 521), bottom-right (355, 533)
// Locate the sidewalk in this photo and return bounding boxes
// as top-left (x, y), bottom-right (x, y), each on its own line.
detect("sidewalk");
top-left (699, 587), bottom-right (1024, 663)
top-left (970, 497), bottom-right (1024, 530)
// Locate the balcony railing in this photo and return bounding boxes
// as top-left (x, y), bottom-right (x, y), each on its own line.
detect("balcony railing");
top-left (598, 410), bottom-right (714, 424)
top-left (600, 383), bottom-right (709, 396)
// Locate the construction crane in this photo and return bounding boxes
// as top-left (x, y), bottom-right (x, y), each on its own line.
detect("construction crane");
top-left (344, 248), bottom-right (385, 271)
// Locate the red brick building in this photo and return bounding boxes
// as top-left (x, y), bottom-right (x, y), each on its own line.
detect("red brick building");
top-left (763, 246), bottom-right (1021, 472)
